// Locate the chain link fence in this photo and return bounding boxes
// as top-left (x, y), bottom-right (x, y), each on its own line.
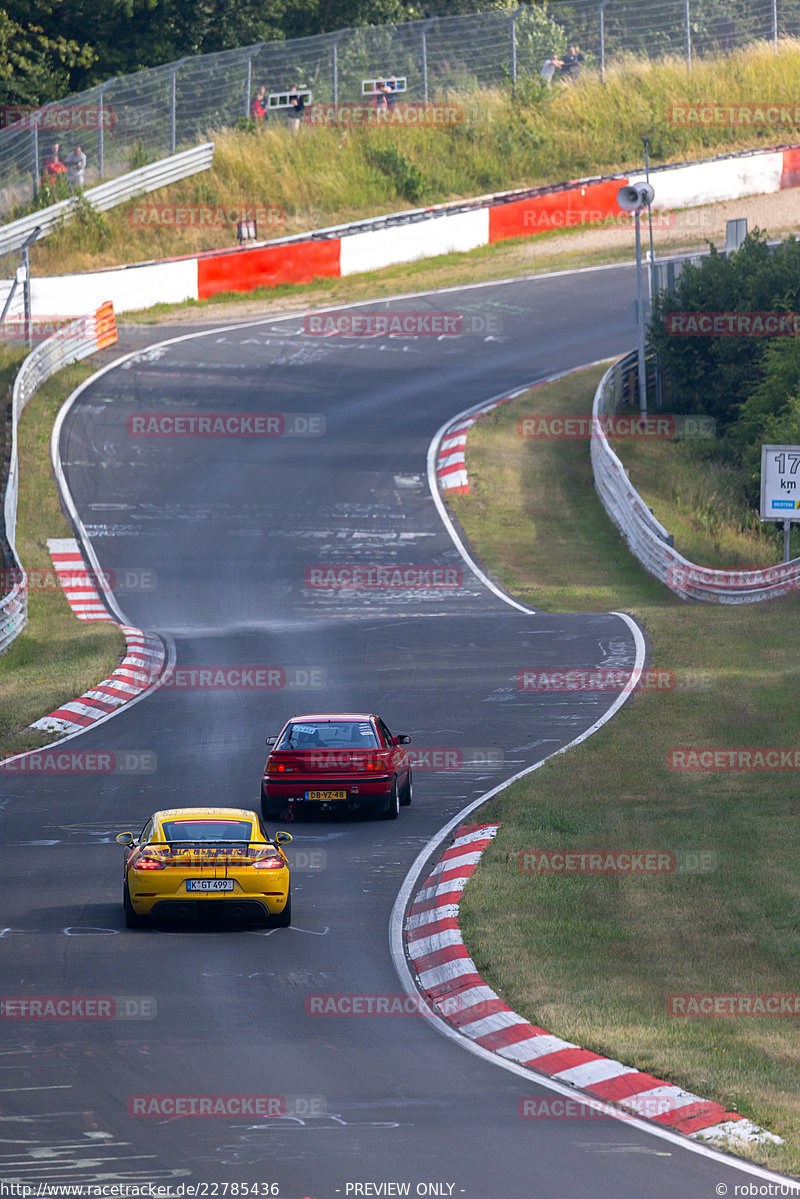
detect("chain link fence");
top-left (0, 1), bottom-right (798, 218)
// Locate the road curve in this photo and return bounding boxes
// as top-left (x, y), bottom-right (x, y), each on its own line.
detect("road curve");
top-left (0, 266), bottom-right (784, 1197)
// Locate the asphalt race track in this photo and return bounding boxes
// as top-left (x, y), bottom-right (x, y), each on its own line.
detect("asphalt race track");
top-left (0, 266), bottom-right (781, 1197)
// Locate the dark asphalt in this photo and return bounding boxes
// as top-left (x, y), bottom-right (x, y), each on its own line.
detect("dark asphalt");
top-left (0, 268), bottom-right (778, 1196)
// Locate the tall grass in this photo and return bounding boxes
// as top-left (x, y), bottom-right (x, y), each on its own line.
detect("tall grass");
top-left (30, 40), bottom-right (800, 276)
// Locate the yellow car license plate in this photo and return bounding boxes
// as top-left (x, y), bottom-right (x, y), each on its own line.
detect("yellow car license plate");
top-left (186, 879), bottom-right (235, 892)
top-left (306, 790), bottom-right (347, 801)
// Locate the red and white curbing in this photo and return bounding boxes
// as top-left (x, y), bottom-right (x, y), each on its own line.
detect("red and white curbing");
top-left (437, 388), bottom-right (528, 495)
top-left (29, 538), bottom-right (164, 736)
top-left (405, 821), bottom-right (781, 1149)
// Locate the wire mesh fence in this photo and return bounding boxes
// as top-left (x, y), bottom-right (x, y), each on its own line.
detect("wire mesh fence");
top-left (0, 0), bottom-right (796, 218)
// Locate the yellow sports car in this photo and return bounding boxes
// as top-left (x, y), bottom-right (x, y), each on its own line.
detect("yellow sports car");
top-left (116, 807), bottom-right (292, 928)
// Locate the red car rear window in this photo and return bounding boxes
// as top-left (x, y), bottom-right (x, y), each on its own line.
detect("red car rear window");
top-left (276, 722), bottom-right (379, 750)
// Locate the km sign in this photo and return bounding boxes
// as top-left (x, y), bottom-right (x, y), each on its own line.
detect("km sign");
top-left (760, 444), bottom-right (800, 520)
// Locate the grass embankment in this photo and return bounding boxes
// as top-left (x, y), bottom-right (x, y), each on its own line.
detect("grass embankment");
top-left (26, 39), bottom-right (800, 277)
top-left (617, 429), bottom-right (800, 564)
top-left (0, 355), bottom-right (125, 760)
top-left (450, 368), bottom-right (800, 1172)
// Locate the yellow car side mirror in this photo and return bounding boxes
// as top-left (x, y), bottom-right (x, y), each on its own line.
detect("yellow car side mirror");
top-left (274, 831), bottom-right (293, 845)
top-left (116, 832), bottom-right (135, 846)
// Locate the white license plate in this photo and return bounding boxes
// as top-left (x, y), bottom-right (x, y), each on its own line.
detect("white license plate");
top-left (186, 879), bottom-right (235, 892)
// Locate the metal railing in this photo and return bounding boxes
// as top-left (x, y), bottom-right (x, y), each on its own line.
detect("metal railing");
top-left (0, 1), bottom-right (796, 218)
top-left (0, 143), bottom-right (214, 261)
top-left (591, 350), bottom-right (800, 603)
top-left (0, 310), bottom-right (116, 653)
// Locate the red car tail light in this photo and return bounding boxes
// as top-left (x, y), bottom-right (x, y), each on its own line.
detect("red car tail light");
top-left (267, 761), bottom-right (294, 774)
top-left (134, 856), bottom-right (165, 871)
top-left (253, 856), bottom-right (286, 870)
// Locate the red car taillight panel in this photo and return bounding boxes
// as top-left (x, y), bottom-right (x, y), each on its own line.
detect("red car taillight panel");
top-left (133, 856), bottom-right (166, 871)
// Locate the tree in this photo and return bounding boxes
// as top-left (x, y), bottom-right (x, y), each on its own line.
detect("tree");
top-left (0, 10), bottom-right (94, 107)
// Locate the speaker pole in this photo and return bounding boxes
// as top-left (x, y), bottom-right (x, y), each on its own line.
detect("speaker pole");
top-left (635, 208), bottom-right (647, 417)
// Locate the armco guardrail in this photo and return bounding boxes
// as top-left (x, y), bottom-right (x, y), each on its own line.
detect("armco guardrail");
top-left (0, 302), bottom-right (118, 654)
top-left (591, 352), bottom-right (800, 603)
top-left (0, 142), bottom-right (214, 260)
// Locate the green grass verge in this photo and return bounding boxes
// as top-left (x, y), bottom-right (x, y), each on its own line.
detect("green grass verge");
top-left (0, 360), bottom-right (125, 760)
top-left (613, 429), bottom-right (800, 565)
top-left (449, 369), bottom-right (800, 1172)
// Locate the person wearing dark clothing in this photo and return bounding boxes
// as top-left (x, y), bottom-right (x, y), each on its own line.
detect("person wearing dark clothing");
top-left (560, 44), bottom-right (584, 81)
top-left (287, 83), bottom-right (306, 131)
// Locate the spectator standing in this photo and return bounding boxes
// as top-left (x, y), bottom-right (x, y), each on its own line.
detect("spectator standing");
top-left (540, 53), bottom-right (562, 85)
top-left (250, 86), bottom-right (267, 123)
top-left (386, 76), bottom-right (398, 112)
top-left (42, 143), bottom-right (66, 186)
top-left (65, 145), bottom-right (86, 188)
top-left (287, 83), bottom-right (306, 132)
top-left (559, 44), bottom-right (584, 82)
top-left (372, 78), bottom-right (390, 112)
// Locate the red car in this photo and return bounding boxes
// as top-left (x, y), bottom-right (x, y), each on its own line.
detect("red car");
top-left (261, 713), bottom-right (412, 820)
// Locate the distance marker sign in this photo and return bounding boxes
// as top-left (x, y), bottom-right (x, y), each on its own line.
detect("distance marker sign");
top-left (761, 444), bottom-right (800, 520)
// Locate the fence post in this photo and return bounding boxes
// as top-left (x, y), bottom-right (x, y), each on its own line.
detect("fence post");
top-left (420, 18), bottom-right (435, 102)
top-left (773, 0), bottom-right (778, 48)
top-left (599, 0), bottom-right (611, 83)
top-left (97, 80), bottom-right (116, 177)
top-left (245, 56), bottom-right (252, 118)
top-left (684, 0), bottom-right (691, 68)
top-left (31, 115), bottom-right (39, 198)
top-left (331, 31), bottom-right (346, 105)
top-left (510, 5), bottom-right (524, 95)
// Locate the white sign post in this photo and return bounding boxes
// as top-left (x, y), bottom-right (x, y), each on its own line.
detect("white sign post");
top-left (760, 444), bottom-right (800, 560)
